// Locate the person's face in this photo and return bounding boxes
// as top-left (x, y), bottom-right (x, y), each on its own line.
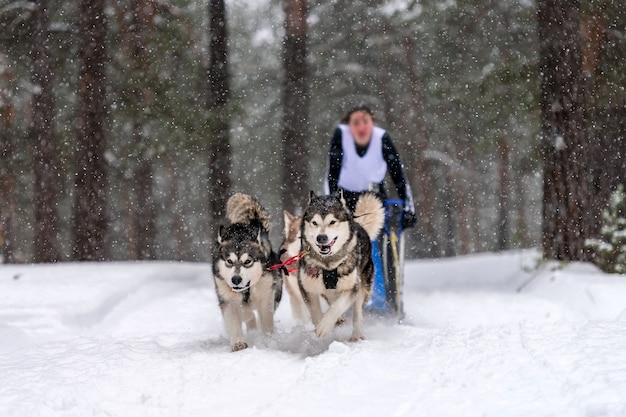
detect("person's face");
top-left (348, 111), bottom-right (374, 147)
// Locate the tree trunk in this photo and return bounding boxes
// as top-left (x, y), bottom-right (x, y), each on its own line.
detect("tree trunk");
top-left (538, 0), bottom-right (591, 261)
top-left (130, 125), bottom-right (156, 260)
top-left (515, 178), bottom-right (532, 248)
top-left (166, 156), bottom-right (187, 260)
top-left (128, 0), bottom-right (156, 260)
top-left (580, 9), bottom-right (617, 237)
top-left (31, 0), bottom-right (61, 263)
top-left (580, 11), bottom-right (607, 79)
top-left (281, 0), bottom-right (309, 214)
top-left (0, 96), bottom-right (17, 263)
top-left (0, 158), bottom-right (16, 264)
top-left (497, 136), bottom-right (510, 251)
top-left (443, 171), bottom-right (456, 257)
top-left (447, 147), bottom-right (472, 255)
top-left (73, 0), bottom-right (108, 261)
top-left (207, 0), bottom-right (231, 231)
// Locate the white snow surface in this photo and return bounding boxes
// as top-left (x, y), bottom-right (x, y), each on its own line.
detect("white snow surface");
top-left (2, 250), bottom-right (626, 417)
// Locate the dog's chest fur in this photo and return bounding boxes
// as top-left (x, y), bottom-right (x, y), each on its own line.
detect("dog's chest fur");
top-left (300, 264), bottom-right (359, 293)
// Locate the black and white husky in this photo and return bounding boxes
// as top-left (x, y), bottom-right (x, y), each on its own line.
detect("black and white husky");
top-left (299, 191), bottom-right (384, 341)
top-left (212, 193), bottom-right (282, 352)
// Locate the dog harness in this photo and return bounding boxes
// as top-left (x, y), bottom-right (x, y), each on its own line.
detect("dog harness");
top-left (322, 269), bottom-right (339, 289)
top-left (304, 265), bottom-right (339, 290)
top-left (337, 124), bottom-right (387, 192)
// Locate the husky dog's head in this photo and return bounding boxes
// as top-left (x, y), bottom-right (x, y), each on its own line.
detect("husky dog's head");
top-left (281, 210), bottom-right (302, 261)
top-left (302, 191), bottom-right (352, 257)
top-left (215, 223), bottom-right (266, 292)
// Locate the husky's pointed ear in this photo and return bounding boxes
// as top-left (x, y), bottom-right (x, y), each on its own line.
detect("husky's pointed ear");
top-left (309, 190), bottom-right (316, 203)
top-left (256, 227), bottom-right (262, 244)
top-left (284, 210), bottom-right (294, 232)
top-left (339, 189), bottom-right (347, 209)
top-left (217, 225), bottom-right (225, 244)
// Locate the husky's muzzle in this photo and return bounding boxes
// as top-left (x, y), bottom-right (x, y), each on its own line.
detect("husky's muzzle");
top-left (316, 234), bottom-right (337, 256)
top-left (230, 275), bottom-right (251, 292)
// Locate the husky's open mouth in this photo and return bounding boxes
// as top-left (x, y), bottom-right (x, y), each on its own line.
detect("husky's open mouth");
top-left (231, 282), bottom-right (251, 293)
top-left (316, 237), bottom-right (337, 256)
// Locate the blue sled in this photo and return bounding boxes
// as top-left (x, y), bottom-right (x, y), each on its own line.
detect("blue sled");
top-left (365, 199), bottom-right (405, 316)
top-left (366, 239), bottom-right (389, 313)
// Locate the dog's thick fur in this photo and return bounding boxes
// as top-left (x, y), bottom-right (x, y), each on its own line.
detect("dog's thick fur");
top-left (213, 193), bottom-right (282, 351)
top-left (299, 191), bottom-right (384, 340)
top-left (280, 211), bottom-right (310, 324)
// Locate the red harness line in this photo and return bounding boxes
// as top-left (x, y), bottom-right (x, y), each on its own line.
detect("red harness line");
top-left (267, 251), bottom-right (308, 274)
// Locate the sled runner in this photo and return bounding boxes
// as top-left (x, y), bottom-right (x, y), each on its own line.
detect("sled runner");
top-left (367, 199), bottom-right (406, 321)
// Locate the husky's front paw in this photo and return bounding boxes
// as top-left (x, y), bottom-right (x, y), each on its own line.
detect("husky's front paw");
top-left (315, 316), bottom-right (336, 338)
top-left (348, 334), bottom-right (365, 342)
top-left (231, 341), bottom-right (248, 352)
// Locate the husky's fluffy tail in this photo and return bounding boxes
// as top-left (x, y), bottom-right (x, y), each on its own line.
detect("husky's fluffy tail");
top-left (226, 193), bottom-right (271, 233)
top-left (353, 193), bottom-right (385, 240)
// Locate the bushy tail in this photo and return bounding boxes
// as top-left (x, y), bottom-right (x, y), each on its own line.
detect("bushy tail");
top-left (226, 193), bottom-right (271, 233)
top-left (353, 193), bottom-right (384, 240)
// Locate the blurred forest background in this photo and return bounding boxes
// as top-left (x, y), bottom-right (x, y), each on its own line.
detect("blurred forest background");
top-left (0, 0), bottom-right (625, 263)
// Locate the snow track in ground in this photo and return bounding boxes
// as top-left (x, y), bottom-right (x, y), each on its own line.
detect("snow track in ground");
top-left (2, 251), bottom-right (626, 416)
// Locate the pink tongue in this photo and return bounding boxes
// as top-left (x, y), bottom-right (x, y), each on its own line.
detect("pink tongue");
top-left (319, 239), bottom-right (336, 254)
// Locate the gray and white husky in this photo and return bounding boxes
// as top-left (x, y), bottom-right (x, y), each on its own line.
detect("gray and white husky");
top-left (212, 193), bottom-right (282, 351)
top-left (299, 191), bottom-right (384, 341)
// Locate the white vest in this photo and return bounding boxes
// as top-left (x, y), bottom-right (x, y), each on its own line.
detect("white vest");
top-left (337, 124), bottom-right (387, 192)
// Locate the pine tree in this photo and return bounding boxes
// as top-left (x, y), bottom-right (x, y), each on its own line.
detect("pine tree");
top-left (586, 185), bottom-right (626, 274)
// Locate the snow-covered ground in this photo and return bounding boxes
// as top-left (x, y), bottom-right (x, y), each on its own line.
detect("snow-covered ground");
top-left (2, 250), bottom-right (626, 417)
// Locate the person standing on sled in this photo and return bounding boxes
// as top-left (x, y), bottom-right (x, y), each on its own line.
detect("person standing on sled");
top-left (323, 105), bottom-right (416, 316)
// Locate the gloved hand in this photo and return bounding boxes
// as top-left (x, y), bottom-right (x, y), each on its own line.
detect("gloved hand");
top-left (402, 210), bottom-right (416, 229)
